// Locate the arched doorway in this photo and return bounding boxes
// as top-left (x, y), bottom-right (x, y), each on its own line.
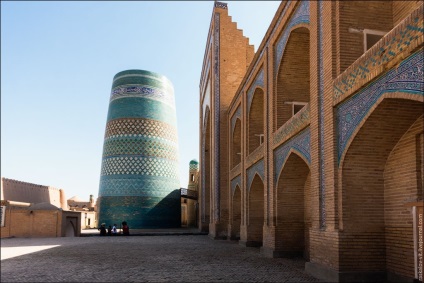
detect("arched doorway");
top-left (276, 152), bottom-right (311, 259)
top-left (231, 185), bottom-right (241, 240)
top-left (340, 97), bottom-right (423, 280)
top-left (247, 174), bottom-right (264, 246)
top-left (65, 218), bottom-right (76, 237)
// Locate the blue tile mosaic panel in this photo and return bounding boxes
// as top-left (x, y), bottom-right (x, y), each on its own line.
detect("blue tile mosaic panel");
top-left (246, 159), bottom-right (265, 192)
top-left (273, 127), bottom-right (310, 184)
top-left (336, 49), bottom-right (424, 164)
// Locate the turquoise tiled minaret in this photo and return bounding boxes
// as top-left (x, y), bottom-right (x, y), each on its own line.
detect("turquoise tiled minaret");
top-left (98, 70), bottom-right (181, 228)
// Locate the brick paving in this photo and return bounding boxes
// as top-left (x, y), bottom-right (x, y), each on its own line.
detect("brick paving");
top-left (1, 235), bottom-right (320, 282)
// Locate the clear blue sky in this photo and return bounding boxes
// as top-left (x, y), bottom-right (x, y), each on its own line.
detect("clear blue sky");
top-left (1, 1), bottom-right (281, 200)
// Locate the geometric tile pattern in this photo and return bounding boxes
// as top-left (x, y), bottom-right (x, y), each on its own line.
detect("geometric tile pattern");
top-left (274, 127), bottom-right (310, 184)
top-left (333, 11), bottom-right (424, 101)
top-left (273, 103), bottom-right (310, 147)
top-left (99, 176), bottom-right (180, 197)
top-left (189, 160), bottom-right (199, 171)
top-left (246, 159), bottom-right (265, 193)
top-left (247, 69), bottom-right (265, 115)
top-left (105, 118), bottom-right (178, 142)
top-left (336, 48), bottom-right (424, 164)
top-left (100, 156), bottom-right (179, 179)
top-left (102, 136), bottom-right (178, 160)
top-left (274, 1), bottom-right (310, 74)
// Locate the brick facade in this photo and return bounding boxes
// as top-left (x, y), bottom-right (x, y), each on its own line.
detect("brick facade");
top-left (199, 1), bottom-right (423, 282)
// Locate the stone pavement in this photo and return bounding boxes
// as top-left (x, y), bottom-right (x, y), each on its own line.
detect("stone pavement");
top-left (1, 235), bottom-right (320, 282)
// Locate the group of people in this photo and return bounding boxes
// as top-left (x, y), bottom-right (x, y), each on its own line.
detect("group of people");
top-left (98, 221), bottom-right (130, 236)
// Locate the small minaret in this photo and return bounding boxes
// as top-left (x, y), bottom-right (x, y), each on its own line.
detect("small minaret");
top-left (188, 159), bottom-right (199, 191)
top-left (89, 194), bottom-right (94, 209)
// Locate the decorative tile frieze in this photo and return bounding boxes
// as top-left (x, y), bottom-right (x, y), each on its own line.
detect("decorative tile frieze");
top-left (104, 118), bottom-right (178, 142)
top-left (110, 84), bottom-right (175, 108)
top-left (273, 103), bottom-right (310, 148)
top-left (100, 156), bottom-right (180, 179)
top-left (336, 48), bottom-right (424, 164)
top-left (102, 136), bottom-right (179, 160)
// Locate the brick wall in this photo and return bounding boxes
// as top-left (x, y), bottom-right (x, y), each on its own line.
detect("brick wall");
top-left (1, 178), bottom-right (62, 208)
top-left (231, 118), bottom-right (242, 168)
top-left (248, 89), bottom-right (264, 154)
top-left (340, 98), bottom-right (423, 272)
top-left (384, 114), bottom-right (423, 278)
top-left (393, 1), bottom-right (422, 26)
top-left (275, 27), bottom-right (310, 130)
top-left (248, 175), bottom-right (264, 243)
top-left (338, 1), bottom-right (393, 73)
top-left (2, 208), bottom-right (61, 238)
top-left (231, 186), bottom-right (241, 239)
top-left (275, 153), bottom-right (310, 253)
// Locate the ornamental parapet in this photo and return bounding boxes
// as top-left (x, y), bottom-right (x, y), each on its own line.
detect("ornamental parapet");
top-left (273, 103), bottom-right (310, 149)
top-left (333, 4), bottom-right (423, 106)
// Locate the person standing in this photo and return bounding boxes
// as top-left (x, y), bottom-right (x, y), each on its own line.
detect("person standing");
top-left (112, 224), bottom-right (117, 236)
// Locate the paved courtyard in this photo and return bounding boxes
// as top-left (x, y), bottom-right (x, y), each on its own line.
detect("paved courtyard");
top-left (1, 235), bottom-right (320, 282)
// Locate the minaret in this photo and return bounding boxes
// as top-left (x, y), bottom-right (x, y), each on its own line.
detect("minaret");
top-left (97, 69), bottom-right (181, 228)
top-left (188, 159), bottom-right (199, 192)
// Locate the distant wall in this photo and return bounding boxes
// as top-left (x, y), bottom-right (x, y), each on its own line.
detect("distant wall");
top-left (0, 204), bottom-right (81, 238)
top-left (1, 178), bottom-right (62, 208)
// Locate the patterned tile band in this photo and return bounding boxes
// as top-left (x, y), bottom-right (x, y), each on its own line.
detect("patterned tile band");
top-left (110, 84), bottom-right (175, 108)
top-left (337, 49), bottom-right (424, 164)
top-left (104, 118), bottom-right (178, 142)
top-left (98, 69), bottom-right (180, 229)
